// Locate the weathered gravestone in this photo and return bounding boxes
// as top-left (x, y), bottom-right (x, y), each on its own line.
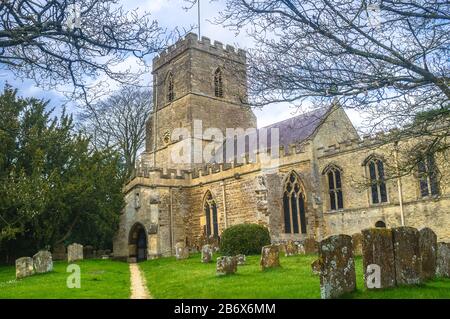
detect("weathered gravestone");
top-left (352, 233), bottom-right (363, 256)
top-left (52, 243), bottom-right (66, 261)
top-left (436, 242), bottom-right (450, 278)
top-left (362, 228), bottom-right (396, 289)
top-left (392, 227), bottom-right (422, 285)
top-left (216, 256), bottom-right (237, 276)
top-left (311, 259), bottom-right (321, 275)
top-left (83, 245), bottom-right (95, 259)
top-left (16, 257), bottom-right (35, 279)
top-left (236, 254), bottom-right (246, 265)
top-left (260, 245), bottom-right (280, 270)
top-left (67, 243), bottom-right (83, 263)
top-left (201, 244), bottom-right (213, 263)
top-left (175, 242), bottom-right (189, 260)
top-left (297, 243), bottom-right (306, 255)
top-left (285, 240), bottom-right (298, 257)
top-left (33, 250), bottom-right (53, 274)
top-left (319, 234), bottom-right (356, 299)
top-left (304, 238), bottom-right (318, 254)
top-left (419, 227), bottom-right (437, 281)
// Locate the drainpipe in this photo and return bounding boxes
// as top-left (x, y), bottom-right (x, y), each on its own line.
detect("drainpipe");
top-left (394, 142), bottom-right (405, 226)
top-left (221, 181), bottom-right (228, 228)
top-left (169, 187), bottom-right (174, 254)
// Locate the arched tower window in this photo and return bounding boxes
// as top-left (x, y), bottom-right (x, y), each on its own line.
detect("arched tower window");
top-left (203, 191), bottom-right (218, 237)
top-left (214, 67), bottom-right (223, 98)
top-left (418, 154), bottom-right (439, 197)
top-left (166, 72), bottom-right (174, 102)
top-left (283, 172), bottom-right (307, 234)
top-left (323, 165), bottom-right (344, 210)
top-left (365, 157), bottom-right (388, 204)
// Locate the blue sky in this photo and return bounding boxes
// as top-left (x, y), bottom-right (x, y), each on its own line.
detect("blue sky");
top-left (0, 0), bottom-right (363, 128)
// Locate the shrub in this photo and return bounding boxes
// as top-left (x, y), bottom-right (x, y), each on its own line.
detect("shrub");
top-left (220, 223), bottom-right (271, 255)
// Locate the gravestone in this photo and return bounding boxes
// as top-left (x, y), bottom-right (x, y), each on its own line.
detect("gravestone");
top-left (236, 254), bottom-right (246, 265)
top-left (297, 243), bottom-right (306, 255)
top-left (319, 234), bottom-right (356, 299)
top-left (311, 259), bottom-right (321, 275)
top-left (33, 250), bottom-right (53, 274)
top-left (67, 243), bottom-right (83, 263)
top-left (216, 256), bottom-right (237, 276)
top-left (419, 228), bottom-right (437, 281)
top-left (83, 245), bottom-right (95, 259)
top-left (352, 233), bottom-right (363, 256)
top-left (304, 238), bottom-right (318, 254)
top-left (52, 243), bottom-right (66, 261)
top-left (260, 245), bottom-right (280, 270)
top-left (362, 228), bottom-right (396, 289)
top-left (201, 244), bottom-right (213, 263)
top-left (285, 240), bottom-right (298, 257)
top-left (16, 257), bottom-right (35, 279)
top-left (175, 242), bottom-right (189, 260)
top-left (436, 242), bottom-right (450, 278)
top-left (392, 227), bottom-right (422, 285)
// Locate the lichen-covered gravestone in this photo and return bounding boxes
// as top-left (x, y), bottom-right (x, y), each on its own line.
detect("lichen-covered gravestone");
top-left (16, 257), bottom-right (35, 279)
top-left (362, 228), bottom-right (396, 289)
top-left (311, 259), bottom-right (321, 275)
top-left (236, 254), bottom-right (246, 265)
top-left (297, 243), bottom-right (306, 255)
top-left (436, 242), bottom-right (450, 278)
top-left (67, 243), bottom-right (84, 263)
top-left (352, 233), bottom-right (363, 256)
top-left (285, 240), bottom-right (298, 257)
top-left (260, 245), bottom-right (280, 270)
top-left (304, 238), bottom-right (318, 254)
top-left (201, 244), bottom-right (213, 263)
top-left (175, 242), bottom-right (189, 260)
top-left (392, 226), bottom-right (422, 285)
top-left (319, 234), bottom-right (356, 299)
top-left (33, 250), bottom-right (53, 274)
top-left (419, 227), bottom-right (437, 281)
top-left (216, 256), bottom-right (237, 276)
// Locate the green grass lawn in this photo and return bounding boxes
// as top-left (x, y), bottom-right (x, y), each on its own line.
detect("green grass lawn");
top-left (0, 259), bottom-right (130, 299)
top-left (140, 253), bottom-right (450, 299)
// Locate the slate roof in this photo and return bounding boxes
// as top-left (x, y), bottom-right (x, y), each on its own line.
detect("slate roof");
top-left (213, 106), bottom-right (330, 162)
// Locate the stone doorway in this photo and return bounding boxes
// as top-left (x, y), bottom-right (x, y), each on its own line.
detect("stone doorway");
top-left (129, 223), bottom-right (148, 262)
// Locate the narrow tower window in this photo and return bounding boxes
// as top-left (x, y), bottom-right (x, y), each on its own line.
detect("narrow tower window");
top-left (203, 191), bottom-right (219, 237)
top-left (167, 72), bottom-right (174, 102)
top-left (214, 68), bottom-right (223, 98)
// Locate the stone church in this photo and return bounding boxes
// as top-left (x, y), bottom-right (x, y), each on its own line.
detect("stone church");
top-left (112, 33), bottom-right (450, 261)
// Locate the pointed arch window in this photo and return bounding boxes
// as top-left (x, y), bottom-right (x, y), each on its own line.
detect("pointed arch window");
top-left (283, 172), bottom-right (307, 234)
top-left (214, 67), bottom-right (223, 98)
top-left (166, 72), bottom-right (174, 102)
top-left (418, 154), bottom-right (439, 197)
top-left (365, 157), bottom-right (388, 204)
top-left (323, 165), bottom-right (344, 210)
top-left (203, 191), bottom-right (218, 237)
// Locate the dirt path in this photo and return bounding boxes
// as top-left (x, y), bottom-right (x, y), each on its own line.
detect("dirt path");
top-left (129, 263), bottom-right (152, 299)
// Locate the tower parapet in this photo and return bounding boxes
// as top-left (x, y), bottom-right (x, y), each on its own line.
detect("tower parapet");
top-left (153, 33), bottom-right (246, 72)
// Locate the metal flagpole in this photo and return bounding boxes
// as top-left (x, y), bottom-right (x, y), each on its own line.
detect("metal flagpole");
top-left (198, 0), bottom-right (201, 37)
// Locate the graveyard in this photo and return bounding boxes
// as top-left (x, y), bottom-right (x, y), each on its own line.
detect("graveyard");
top-left (1, 228), bottom-right (450, 299)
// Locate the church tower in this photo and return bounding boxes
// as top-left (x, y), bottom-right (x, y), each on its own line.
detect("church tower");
top-left (144, 33), bottom-right (257, 170)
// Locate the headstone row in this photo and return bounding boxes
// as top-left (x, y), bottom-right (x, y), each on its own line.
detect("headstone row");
top-left (15, 250), bottom-right (53, 279)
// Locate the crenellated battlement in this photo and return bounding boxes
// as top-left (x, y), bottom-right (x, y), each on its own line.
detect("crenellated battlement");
top-left (153, 33), bottom-right (246, 71)
top-left (315, 129), bottom-right (402, 157)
